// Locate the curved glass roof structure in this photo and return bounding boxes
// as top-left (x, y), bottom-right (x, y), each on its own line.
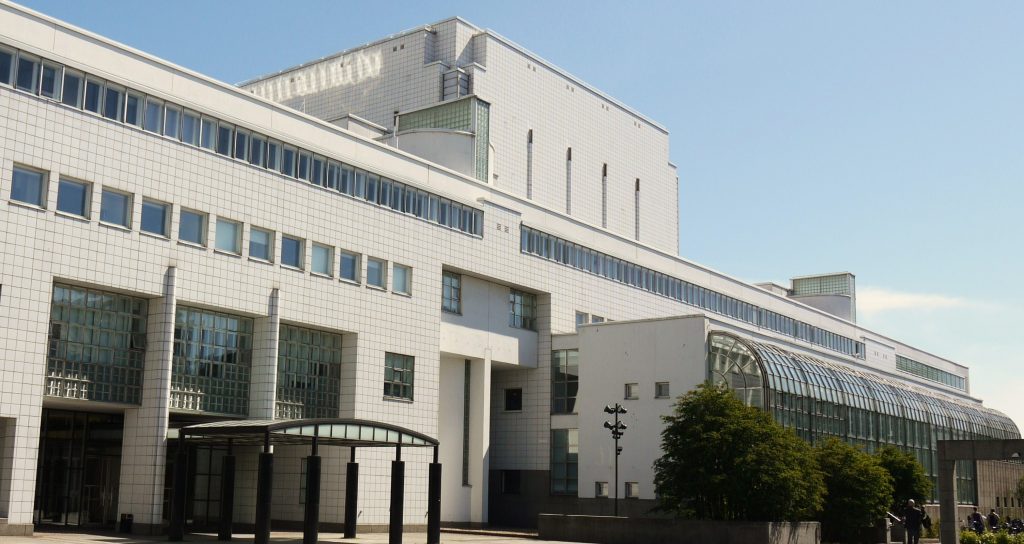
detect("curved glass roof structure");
top-left (707, 332), bottom-right (1019, 503)
top-left (178, 418), bottom-right (438, 448)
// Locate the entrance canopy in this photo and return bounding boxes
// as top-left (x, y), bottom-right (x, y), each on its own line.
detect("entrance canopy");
top-left (177, 418), bottom-right (439, 448)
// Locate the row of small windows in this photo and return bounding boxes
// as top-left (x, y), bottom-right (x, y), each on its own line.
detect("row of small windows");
top-left (8, 165), bottom-right (412, 295)
top-left (896, 355), bottom-right (966, 391)
top-left (521, 224), bottom-right (865, 359)
top-left (0, 43), bottom-right (484, 237)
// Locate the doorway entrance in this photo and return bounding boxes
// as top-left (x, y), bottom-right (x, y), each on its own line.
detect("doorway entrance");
top-left (33, 409), bottom-right (124, 529)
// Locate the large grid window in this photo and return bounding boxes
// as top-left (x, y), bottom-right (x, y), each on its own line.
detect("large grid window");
top-left (442, 271), bottom-right (461, 314)
top-left (550, 429), bottom-right (579, 495)
top-left (171, 307), bottom-right (253, 416)
top-left (384, 352), bottom-right (414, 401)
top-left (551, 349), bottom-right (579, 414)
top-left (276, 324), bottom-right (343, 419)
top-left (509, 289), bottom-right (537, 330)
top-left (46, 284), bottom-right (147, 404)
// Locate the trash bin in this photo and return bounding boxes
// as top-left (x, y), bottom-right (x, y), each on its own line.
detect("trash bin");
top-left (119, 513), bottom-right (133, 533)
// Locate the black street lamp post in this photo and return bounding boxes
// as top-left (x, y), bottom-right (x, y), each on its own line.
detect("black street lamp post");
top-left (603, 403), bottom-right (628, 517)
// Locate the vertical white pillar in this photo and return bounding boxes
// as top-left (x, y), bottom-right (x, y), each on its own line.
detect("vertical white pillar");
top-left (469, 354), bottom-right (492, 524)
top-left (118, 266), bottom-right (176, 534)
top-left (249, 288), bottom-right (280, 420)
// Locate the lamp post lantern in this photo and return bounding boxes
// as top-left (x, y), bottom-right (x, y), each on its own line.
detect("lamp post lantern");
top-left (603, 403), bottom-right (628, 517)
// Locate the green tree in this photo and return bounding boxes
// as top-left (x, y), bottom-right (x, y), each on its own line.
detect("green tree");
top-left (875, 446), bottom-right (933, 510)
top-left (1015, 474), bottom-right (1024, 509)
top-left (653, 383), bottom-right (824, 521)
top-left (815, 438), bottom-right (894, 543)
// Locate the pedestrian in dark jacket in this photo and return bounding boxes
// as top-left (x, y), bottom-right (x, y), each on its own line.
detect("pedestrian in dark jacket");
top-left (902, 499), bottom-right (924, 544)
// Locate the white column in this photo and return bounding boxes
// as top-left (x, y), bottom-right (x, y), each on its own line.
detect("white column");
top-left (117, 266), bottom-right (176, 534)
top-left (249, 288), bottom-right (280, 420)
top-left (469, 354), bottom-right (492, 524)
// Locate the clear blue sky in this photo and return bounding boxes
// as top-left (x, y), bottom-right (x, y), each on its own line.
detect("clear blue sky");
top-left (16, 0), bottom-right (1024, 428)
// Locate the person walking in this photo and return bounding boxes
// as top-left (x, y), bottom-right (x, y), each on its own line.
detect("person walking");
top-left (989, 509), bottom-right (1001, 532)
top-left (902, 499), bottom-right (924, 544)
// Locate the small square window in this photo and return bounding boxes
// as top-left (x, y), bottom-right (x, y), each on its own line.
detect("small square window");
top-left (505, 388), bottom-right (523, 411)
top-left (249, 227), bottom-right (274, 262)
top-left (281, 235), bottom-right (304, 269)
top-left (655, 382), bottom-right (670, 399)
top-left (56, 178), bottom-right (90, 218)
top-left (215, 217), bottom-right (242, 254)
top-left (366, 258), bottom-right (387, 289)
top-left (179, 209), bottom-right (207, 246)
top-left (501, 470), bottom-right (522, 495)
top-left (100, 189), bottom-right (132, 228)
top-left (595, 481), bottom-right (609, 498)
top-left (575, 311), bottom-right (589, 330)
top-left (10, 165), bottom-right (46, 207)
top-left (312, 243), bottom-right (334, 276)
top-left (392, 264), bottom-right (411, 295)
top-left (141, 199), bottom-right (170, 237)
top-left (625, 482), bottom-right (639, 499)
top-left (340, 251), bottom-right (361, 283)
top-left (624, 383), bottom-right (639, 400)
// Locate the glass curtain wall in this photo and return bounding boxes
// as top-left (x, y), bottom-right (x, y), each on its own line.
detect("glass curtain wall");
top-left (706, 332), bottom-right (1020, 504)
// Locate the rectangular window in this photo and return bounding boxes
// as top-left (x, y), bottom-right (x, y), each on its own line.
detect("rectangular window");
top-left (339, 251), bottom-right (360, 283)
top-left (10, 166), bottom-right (46, 207)
top-left (442, 271), bottom-right (461, 314)
top-left (171, 306), bottom-right (253, 415)
top-left (179, 209), bottom-right (207, 245)
top-left (591, 315), bottom-right (605, 324)
top-left (366, 258), bottom-right (386, 289)
top-left (200, 116), bottom-right (216, 150)
top-left (504, 388), bottom-right (523, 411)
top-left (297, 151), bottom-right (311, 181)
top-left (575, 311), bottom-right (589, 330)
top-left (61, 69), bottom-right (83, 108)
top-left (233, 128), bottom-right (249, 161)
top-left (625, 482), bottom-right (639, 499)
top-left (249, 134), bottom-right (266, 167)
top-left (552, 349), bottom-right (579, 414)
top-left (39, 61), bottom-right (62, 100)
top-left (249, 227), bottom-right (273, 262)
top-left (326, 161), bottom-right (341, 190)
top-left (340, 164), bottom-right (354, 194)
top-left (141, 199), bottom-right (170, 237)
top-left (266, 140), bottom-right (280, 171)
top-left (215, 217), bottom-right (242, 254)
top-left (99, 189), bottom-right (132, 228)
top-left (143, 97), bottom-right (163, 133)
top-left (311, 243), bottom-right (333, 276)
top-left (281, 235), bottom-right (303, 269)
top-left (275, 324), bottom-right (343, 419)
top-left (56, 178), bottom-right (90, 217)
top-left (384, 352), bottom-right (414, 400)
top-left (216, 123), bottom-right (233, 156)
top-left (0, 47), bottom-right (13, 86)
top-left (103, 85), bottom-right (124, 121)
top-left (550, 429), bottom-right (578, 495)
top-left (595, 482), bottom-right (609, 498)
top-left (162, 103), bottom-right (181, 138)
top-left (83, 78), bottom-right (102, 113)
top-left (124, 92), bottom-right (143, 127)
top-left (392, 264), bottom-right (411, 295)
top-left (624, 383), bottom-right (639, 400)
top-left (501, 470), bottom-right (522, 495)
top-left (509, 289), bottom-right (537, 330)
top-left (15, 52), bottom-right (39, 93)
top-left (312, 155), bottom-right (325, 186)
top-left (281, 146), bottom-right (296, 177)
top-left (655, 382), bottom-right (670, 399)
top-left (181, 110), bottom-right (200, 145)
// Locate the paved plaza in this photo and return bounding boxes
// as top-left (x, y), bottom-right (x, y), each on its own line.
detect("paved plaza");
top-left (2, 529), bottom-right (571, 544)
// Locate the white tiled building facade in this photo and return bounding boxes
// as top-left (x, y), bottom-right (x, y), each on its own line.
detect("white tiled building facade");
top-left (0, 3), bottom-right (1017, 537)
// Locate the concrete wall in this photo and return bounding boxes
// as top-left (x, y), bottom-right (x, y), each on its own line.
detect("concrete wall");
top-left (577, 316), bottom-right (708, 501)
top-left (538, 515), bottom-right (820, 544)
top-left (396, 130), bottom-right (475, 179)
top-left (440, 274), bottom-right (537, 367)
